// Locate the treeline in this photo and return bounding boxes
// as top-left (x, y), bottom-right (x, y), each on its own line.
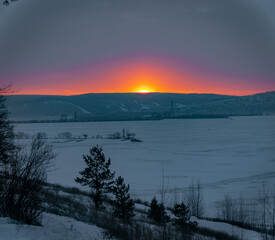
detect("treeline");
top-left (215, 186), bottom-right (275, 238)
top-left (15, 129), bottom-right (138, 141)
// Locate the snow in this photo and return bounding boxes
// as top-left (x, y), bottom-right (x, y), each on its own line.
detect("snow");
top-left (14, 116), bottom-right (275, 216)
top-left (135, 203), bottom-right (149, 212)
top-left (192, 218), bottom-right (263, 240)
top-left (0, 213), bottom-right (115, 240)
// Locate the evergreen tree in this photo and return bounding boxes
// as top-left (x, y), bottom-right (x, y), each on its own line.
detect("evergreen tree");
top-left (112, 176), bottom-right (134, 221)
top-left (173, 202), bottom-right (190, 226)
top-left (148, 197), bottom-right (166, 224)
top-left (0, 88), bottom-right (16, 214)
top-left (0, 90), bottom-right (15, 164)
top-left (172, 201), bottom-right (197, 237)
top-left (75, 145), bottom-right (115, 209)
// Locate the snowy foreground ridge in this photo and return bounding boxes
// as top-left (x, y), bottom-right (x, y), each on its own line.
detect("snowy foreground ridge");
top-left (0, 212), bottom-right (266, 240)
top-left (0, 213), bottom-right (115, 240)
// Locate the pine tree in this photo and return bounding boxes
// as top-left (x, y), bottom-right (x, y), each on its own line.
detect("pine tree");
top-left (148, 197), bottom-right (166, 224)
top-left (0, 90), bottom-right (15, 164)
top-left (173, 202), bottom-right (190, 226)
top-left (0, 88), bottom-right (16, 214)
top-left (75, 145), bottom-right (115, 209)
top-left (172, 201), bottom-right (197, 237)
top-left (112, 176), bottom-right (134, 221)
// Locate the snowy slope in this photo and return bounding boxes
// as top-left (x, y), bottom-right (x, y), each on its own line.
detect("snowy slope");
top-left (164, 209), bottom-right (263, 240)
top-left (0, 213), bottom-right (115, 240)
top-left (193, 218), bottom-right (263, 240)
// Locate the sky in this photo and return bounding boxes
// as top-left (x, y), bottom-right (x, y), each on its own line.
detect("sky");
top-left (0, 0), bottom-right (275, 96)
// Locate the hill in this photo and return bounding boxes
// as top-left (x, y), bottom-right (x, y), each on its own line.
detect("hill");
top-left (6, 92), bottom-right (275, 122)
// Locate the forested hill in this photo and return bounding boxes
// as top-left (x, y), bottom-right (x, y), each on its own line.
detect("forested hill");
top-left (6, 91), bottom-right (275, 122)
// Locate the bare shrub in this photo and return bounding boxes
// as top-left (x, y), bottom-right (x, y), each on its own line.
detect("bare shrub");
top-left (108, 132), bottom-right (121, 139)
top-left (57, 132), bottom-right (72, 139)
top-left (258, 184), bottom-right (270, 240)
top-left (186, 180), bottom-right (205, 218)
top-left (16, 131), bottom-right (31, 139)
top-left (1, 134), bottom-right (55, 224)
top-left (217, 194), bottom-right (237, 221)
top-left (36, 132), bottom-right (48, 139)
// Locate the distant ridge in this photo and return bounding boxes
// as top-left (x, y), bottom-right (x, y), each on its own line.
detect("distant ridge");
top-left (6, 91), bottom-right (275, 122)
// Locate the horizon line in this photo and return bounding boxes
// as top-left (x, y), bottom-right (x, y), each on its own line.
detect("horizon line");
top-left (5, 90), bottom-right (275, 97)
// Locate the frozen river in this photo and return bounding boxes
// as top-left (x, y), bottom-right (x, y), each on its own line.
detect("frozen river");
top-left (15, 116), bottom-right (275, 216)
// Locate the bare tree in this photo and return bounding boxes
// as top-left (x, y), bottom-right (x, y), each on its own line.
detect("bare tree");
top-left (258, 184), bottom-right (270, 240)
top-left (159, 168), bottom-right (169, 205)
top-left (217, 194), bottom-right (237, 221)
top-left (2, 134), bottom-right (55, 224)
top-left (172, 186), bottom-right (179, 206)
top-left (57, 132), bottom-right (72, 139)
top-left (272, 185), bottom-right (275, 240)
top-left (158, 168), bottom-right (169, 240)
top-left (186, 180), bottom-right (204, 218)
top-left (237, 193), bottom-right (246, 240)
top-left (268, 185), bottom-right (275, 240)
top-left (235, 192), bottom-right (249, 226)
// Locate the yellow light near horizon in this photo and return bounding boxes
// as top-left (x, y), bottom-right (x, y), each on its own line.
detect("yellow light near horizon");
top-left (134, 86), bottom-right (154, 93)
top-left (138, 89), bottom-right (150, 93)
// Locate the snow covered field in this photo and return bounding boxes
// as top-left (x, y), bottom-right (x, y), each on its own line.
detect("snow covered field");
top-left (15, 116), bottom-right (275, 216)
top-left (0, 213), bottom-right (115, 240)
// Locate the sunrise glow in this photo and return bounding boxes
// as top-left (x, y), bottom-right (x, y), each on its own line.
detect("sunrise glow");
top-left (138, 89), bottom-right (150, 93)
top-left (134, 85), bottom-right (155, 94)
top-left (2, 55), bottom-right (273, 96)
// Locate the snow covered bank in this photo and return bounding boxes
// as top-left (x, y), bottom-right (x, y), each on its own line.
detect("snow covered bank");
top-left (194, 218), bottom-right (263, 240)
top-left (0, 213), bottom-right (115, 240)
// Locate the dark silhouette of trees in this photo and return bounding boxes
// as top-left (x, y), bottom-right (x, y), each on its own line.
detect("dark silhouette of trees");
top-left (148, 197), bottom-right (167, 224)
top-left (172, 201), bottom-right (198, 238)
top-left (0, 88), bottom-right (15, 164)
top-left (75, 145), bottom-right (115, 209)
top-left (0, 87), bottom-right (17, 215)
top-left (186, 180), bottom-right (204, 218)
top-left (1, 87), bottom-right (55, 224)
top-left (217, 194), bottom-right (237, 221)
top-left (112, 176), bottom-right (134, 221)
top-left (2, 134), bottom-right (55, 224)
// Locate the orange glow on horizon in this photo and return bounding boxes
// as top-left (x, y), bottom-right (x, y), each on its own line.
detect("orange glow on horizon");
top-left (3, 56), bottom-right (272, 96)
